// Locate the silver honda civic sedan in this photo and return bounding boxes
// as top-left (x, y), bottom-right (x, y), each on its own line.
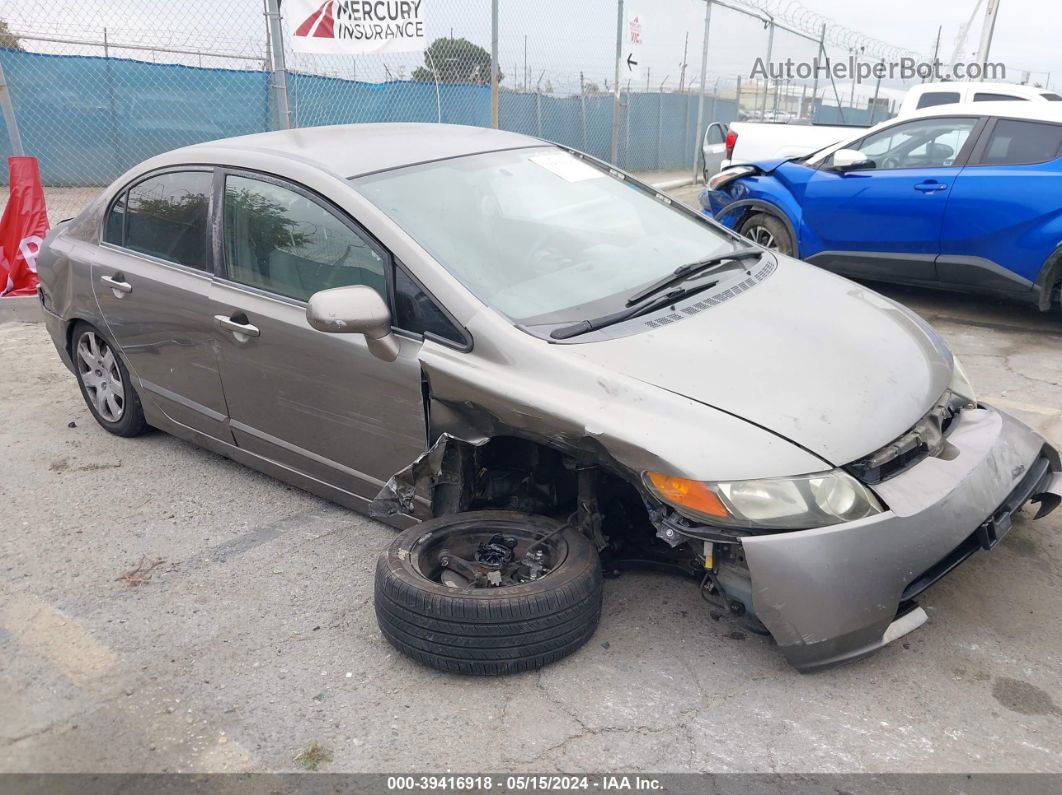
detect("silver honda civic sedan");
top-left (37, 123), bottom-right (1062, 674)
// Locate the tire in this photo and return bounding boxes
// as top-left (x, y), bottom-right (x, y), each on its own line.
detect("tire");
top-left (738, 212), bottom-right (796, 256)
top-left (375, 511), bottom-right (603, 675)
top-left (70, 321), bottom-right (150, 437)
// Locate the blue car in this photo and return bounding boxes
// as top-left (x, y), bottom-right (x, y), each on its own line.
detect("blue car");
top-left (701, 102), bottom-right (1062, 310)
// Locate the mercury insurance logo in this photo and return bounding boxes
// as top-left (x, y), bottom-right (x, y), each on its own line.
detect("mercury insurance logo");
top-left (295, 1), bottom-right (336, 39)
top-left (291, 1), bottom-right (425, 52)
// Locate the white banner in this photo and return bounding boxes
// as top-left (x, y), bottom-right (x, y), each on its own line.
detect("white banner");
top-left (289, 0), bottom-right (425, 55)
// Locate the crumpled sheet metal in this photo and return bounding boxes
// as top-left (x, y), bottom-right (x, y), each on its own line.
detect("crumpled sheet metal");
top-left (370, 432), bottom-right (484, 522)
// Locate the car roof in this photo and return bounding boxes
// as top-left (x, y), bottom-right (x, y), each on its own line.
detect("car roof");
top-left (904, 101), bottom-right (1062, 124)
top-left (911, 81), bottom-right (1054, 98)
top-left (166, 123), bottom-right (545, 179)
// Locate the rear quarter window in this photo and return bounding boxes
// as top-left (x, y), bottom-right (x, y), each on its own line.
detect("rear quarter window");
top-left (973, 92), bottom-right (1026, 102)
top-left (978, 119), bottom-right (1062, 165)
top-left (916, 91), bottom-right (960, 109)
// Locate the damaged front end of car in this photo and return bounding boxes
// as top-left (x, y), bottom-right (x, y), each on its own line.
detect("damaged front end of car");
top-left (367, 289), bottom-right (1062, 673)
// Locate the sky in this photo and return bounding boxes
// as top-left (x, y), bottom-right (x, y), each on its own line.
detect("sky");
top-left (0, 0), bottom-right (1056, 103)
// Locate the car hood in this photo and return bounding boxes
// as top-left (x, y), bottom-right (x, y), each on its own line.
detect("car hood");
top-left (736, 157), bottom-right (790, 173)
top-left (564, 256), bottom-right (953, 466)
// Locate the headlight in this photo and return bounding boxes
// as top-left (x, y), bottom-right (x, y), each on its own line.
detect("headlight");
top-left (644, 469), bottom-right (883, 530)
top-left (707, 166), bottom-right (755, 191)
top-left (949, 355), bottom-right (977, 404)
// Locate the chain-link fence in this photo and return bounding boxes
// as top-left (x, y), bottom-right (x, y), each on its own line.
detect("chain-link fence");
top-left (0, 0), bottom-right (979, 221)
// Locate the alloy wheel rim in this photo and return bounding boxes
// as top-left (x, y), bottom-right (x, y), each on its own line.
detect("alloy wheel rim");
top-left (747, 225), bottom-right (777, 249)
top-left (76, 332), bottom-right (125, 422)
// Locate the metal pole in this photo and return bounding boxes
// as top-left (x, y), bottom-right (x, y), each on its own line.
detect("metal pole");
top-left (610, 0), bottom-right (624, 164)
top-left (490, 0), bottom-right (499, 128)
top-left (625, 82), bottom-right (631, 167)
top-left (683, 92), bottom-right (690, 167)
top-left (849, 50), bottom-right (857, 110)
top-left (691, 0), bottom-right (713, 180)
top-left (103, 26), bottom-right (109, 58)
top-left (656, 77), bottom-right (665, 170)
top-left (869, 60), bottom-right (882, 124)
top-left (974, 0), bottom-right (1001, 77)
top-left (580, 73), bottom-right (588, 151)
top-left (810, 23), bottom-right (825, 113)
top-left (426, 50), bottom-right (442, 123)
top-left (710, 76), bottom-right (719, 125)
top-left (264, 0), bottom-right (291, 130)
top-left (735, 74), bottom-right (742, 117)
top-left (0, 61), bottom-right (24, 156)
top-left (760, 18), bottom-right (774, 117)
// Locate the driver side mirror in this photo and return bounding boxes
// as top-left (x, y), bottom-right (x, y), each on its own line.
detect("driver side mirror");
top-left (831, 148), bottom-right (874, 172)
top-left (306, 285), bottom-right (399, 362)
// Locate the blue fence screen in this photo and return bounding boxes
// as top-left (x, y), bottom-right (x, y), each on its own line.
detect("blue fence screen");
top-left (0, 50), bottom-right (738, 186)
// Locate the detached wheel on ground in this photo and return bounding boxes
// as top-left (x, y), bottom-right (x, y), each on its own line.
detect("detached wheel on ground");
top-left (375, 511), bottom-right (603, 675)
top-left (738, 212), bottom-right (796, 256)
top-left (71, 321), bottom-right (149, 437)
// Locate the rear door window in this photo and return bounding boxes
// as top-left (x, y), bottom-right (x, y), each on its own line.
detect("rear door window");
top-left (123, 171), bottom-right (212, 270)
top-left (978, 119), bottom-right (1062, 165)
top-left (916, 91), bottom-right (960, 109)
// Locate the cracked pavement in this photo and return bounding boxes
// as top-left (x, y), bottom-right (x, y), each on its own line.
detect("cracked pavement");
top-left (3, 189), bottom-right (1062, 772)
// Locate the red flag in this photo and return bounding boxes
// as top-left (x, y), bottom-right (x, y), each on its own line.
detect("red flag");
top-left (0, 156), bottom-right (49, 297)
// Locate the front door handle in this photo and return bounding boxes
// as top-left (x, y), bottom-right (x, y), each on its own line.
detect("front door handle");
top-left (914, 180), bottom-right (948, 192)
top-left (214, 314), bottom-right (260, 339)
top-left (100, 274), bottom-right (132, 296)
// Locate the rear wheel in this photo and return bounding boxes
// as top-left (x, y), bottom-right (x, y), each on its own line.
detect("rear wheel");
top-left (375, 511), bottom-right (603, 675)
top-left (71, 322), bottom-right (149, 437)
top-left (738, 212), bottom-right (795, 256)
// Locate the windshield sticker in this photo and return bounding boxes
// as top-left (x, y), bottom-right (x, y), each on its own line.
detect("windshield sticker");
top-left (529, 152), bottom-right (605, 182)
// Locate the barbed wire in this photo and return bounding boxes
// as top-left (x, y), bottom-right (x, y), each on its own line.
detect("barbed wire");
top-left (735, 0), bottom-right (930, 61)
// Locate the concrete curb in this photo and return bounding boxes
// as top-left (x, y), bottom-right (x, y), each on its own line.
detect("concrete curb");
top-left (0, 295), bottom-right (42, 325)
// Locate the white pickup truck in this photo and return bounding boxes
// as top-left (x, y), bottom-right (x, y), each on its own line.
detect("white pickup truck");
top-left (702, 81), bottom-right (1062, 179)
top-left (701, 119), bottom-right (857, 179)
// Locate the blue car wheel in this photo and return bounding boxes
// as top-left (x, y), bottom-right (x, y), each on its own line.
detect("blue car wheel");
top-left (738, 213), bottom-right (796, 257)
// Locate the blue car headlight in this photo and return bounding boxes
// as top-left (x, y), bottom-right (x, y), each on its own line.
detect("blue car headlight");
top-left (707, 165), bottom-right (755, 191)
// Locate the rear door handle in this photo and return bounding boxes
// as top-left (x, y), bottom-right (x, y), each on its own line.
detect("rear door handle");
top-left (914, 181), bottom-right (948, 192)
top-left (214, 314), bottom-right (260, 339)
top-left (100, 274), bottom-right (132, 295)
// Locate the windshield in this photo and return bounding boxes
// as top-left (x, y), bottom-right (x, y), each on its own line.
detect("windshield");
top-left (351, 147), bottom-right (736, 324)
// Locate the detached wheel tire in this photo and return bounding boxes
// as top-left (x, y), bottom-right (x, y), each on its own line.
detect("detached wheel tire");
top-left (375, 511), bottom-right (603, 675)
top-left (738, 212), bottom-right (795, 256)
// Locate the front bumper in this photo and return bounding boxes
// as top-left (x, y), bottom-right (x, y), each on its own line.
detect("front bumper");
top-left (741, 405), bottom-right (1062, 672)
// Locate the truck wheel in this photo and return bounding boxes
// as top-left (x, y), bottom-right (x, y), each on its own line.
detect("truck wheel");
top-left (739, 213), bottom-right (795, 256)
top-left (374, 511), bottom-right (603, 675)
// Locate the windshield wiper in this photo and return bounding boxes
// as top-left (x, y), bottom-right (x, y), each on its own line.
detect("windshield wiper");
top-left (549, 247), bottom-right (766, 341)
top-left (624, 247), bottom-right (763, 307)
top-left (550, 288), bottom-right (700, 340)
